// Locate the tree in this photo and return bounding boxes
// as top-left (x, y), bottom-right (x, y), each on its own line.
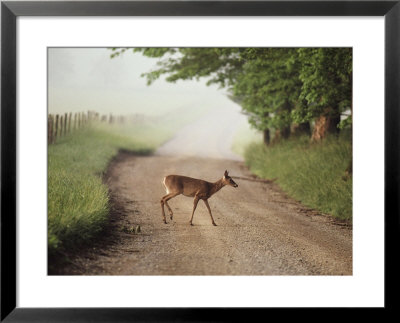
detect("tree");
top-left (298, 48), bottom-right (352, 141)
top-left (231, 48), bottom-right (311, 144)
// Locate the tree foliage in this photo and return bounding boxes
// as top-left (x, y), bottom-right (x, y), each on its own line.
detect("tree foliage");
top-left (110, 47), bottom-right (352, 143)
top-left (298, 48), bottom-right (352, 119)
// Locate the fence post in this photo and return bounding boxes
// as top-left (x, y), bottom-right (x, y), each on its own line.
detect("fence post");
top-left (60, 115), bottom-right (64, 137)
top-left (55, 114), bottom-right (59, 140)
top-left (64, 113), bottom-right (68, 135)
top-left (48, 114), bottom-right (53, 144)
top-left (68, 112), bottom-right (72, 133)
top-left (50, 110), bottom-right (106, 141)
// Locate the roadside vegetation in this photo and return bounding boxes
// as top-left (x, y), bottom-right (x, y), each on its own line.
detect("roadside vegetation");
top-left (48, 123), bottom-right (159, 256)
top-left (233, 130), bottom-right (352, 221)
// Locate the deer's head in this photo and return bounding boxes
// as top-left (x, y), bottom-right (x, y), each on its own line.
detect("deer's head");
top-left (223, 170), bottom-right (238, 188)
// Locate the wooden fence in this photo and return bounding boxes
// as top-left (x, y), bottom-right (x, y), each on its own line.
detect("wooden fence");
top-left (48, 110), bottom-right (136, 144)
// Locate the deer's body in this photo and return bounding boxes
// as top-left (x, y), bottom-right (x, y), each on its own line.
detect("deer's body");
top-left (160, 170), bottom-right (238, 226)
top-left (163, 175), bottom-right (223, 198)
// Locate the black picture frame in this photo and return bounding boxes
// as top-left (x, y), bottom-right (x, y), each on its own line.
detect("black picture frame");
top-left (1, 1), bottom-right (399, 321)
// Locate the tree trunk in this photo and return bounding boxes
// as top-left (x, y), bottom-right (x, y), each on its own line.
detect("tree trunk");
top-left (291, 121), bottom-right (311, 137)
top-left (281, 126), bottom-right (291, 139)
top-left (311, 111), bottom-right (340, 141)
top-left (263, 129), bottom-right (270, 146)
top-left (272, 126), bottom-right (290, 144)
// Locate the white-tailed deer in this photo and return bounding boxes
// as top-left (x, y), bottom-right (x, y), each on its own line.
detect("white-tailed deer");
top-left (160, 170), bottom-right (238, 226)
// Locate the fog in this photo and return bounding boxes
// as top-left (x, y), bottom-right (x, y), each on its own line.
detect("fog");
top-left (48, 48), bottom-right (240, 117)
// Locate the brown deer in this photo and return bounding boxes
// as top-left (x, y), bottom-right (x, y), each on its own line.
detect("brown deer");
top-left (160, 170), bottom-right (238, 226)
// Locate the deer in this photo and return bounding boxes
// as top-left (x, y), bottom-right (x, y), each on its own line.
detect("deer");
top-left (160, 170), bottom-right (238, 226)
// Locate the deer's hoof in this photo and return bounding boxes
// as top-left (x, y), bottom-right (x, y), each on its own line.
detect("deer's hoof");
top-left (164, 220), bottom-right (167, 224)
top-left (212, 222), bottom-right (217, 226)
top-left (189, 222), bottom-right (193, 226)
top-left (170, 215), bottom-right (173, 220)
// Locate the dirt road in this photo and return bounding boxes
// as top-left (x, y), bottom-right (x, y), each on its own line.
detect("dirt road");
top-left (56, 104), bottom-right (352, 275)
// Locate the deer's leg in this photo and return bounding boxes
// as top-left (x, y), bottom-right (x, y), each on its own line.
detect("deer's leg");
top-left (164, 201), bottom-right (174, 220)
top-left (161, 192), bottom-right (179, 224)
top-left (163, 192), bottom-right (180, 220)
top-left (160, 199), bottom-right (167, 224)
top-left (203, 199), bottom-right (217, 226)
top-left (189, 196), bottom-right (200, 226)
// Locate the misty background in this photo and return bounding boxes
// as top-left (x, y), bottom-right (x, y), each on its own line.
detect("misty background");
top-left (48, 48), bottom-right (243, 117)
top-left (48, 48), bottom-right (262, 160)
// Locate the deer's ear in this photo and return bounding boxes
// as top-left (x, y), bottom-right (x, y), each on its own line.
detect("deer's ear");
top-left (224, 170), bottom-right (229, 177)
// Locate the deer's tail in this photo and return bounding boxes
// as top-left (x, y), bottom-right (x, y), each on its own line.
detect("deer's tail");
top-left (162, 176), bottom-right (169, 193)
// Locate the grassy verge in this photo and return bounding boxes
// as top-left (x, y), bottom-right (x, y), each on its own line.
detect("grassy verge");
top-left (242, 132), bottom-right (352, 221)
top-left (48, 121), bottom-right (175, 256)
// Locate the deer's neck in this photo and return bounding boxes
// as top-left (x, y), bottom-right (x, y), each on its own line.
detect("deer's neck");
top-left (210, 179), bottom-right (225, 196)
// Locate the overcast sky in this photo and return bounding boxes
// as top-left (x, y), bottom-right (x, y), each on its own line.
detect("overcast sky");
top-left (48, 48), bottom-right (239, 117)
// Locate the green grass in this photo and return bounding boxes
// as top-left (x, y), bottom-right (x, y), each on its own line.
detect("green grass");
top-left (243, 133), bottom-right (352, 221)
top-left (48, 122), bottom-right (174, 255)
